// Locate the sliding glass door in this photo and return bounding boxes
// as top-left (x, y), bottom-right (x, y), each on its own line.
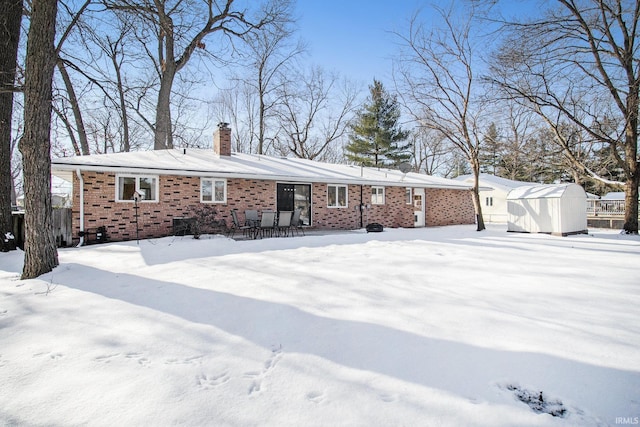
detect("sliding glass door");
top-left (277, 183), bottom-right (311, 226)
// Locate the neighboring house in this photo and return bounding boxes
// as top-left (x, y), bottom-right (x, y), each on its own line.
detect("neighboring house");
top-left (51, 124), bottom-right (476, 244)
top-left (456, 173), bottom-right (537, 223)
top-left (506, 183), bottom-right (588, 236)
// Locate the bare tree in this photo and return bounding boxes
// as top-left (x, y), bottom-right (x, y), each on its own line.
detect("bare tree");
top-left (395, 5), bottom-right (487, 231)
top-left (211, 81), bottom-right (258, 152)
top-left (105, 0), bottom-right (292, 150)
top-left (410, 127), bottom-right (455, 176)
top-left (238, 18), bottom-right (304, 154)
top-left (278, 66), bottom-right (358, 161)
top-left (0, 0), bottom-right (22, 246)
top-left (76, 17), bottom-right (136, 152)
top-left (489, 0), bottom-right (640, 233)
top-left (19, 0), bottom-right (59, 278)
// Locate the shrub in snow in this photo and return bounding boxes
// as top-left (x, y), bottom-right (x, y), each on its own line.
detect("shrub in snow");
top-left (505, 384), bottom-right (567, 418)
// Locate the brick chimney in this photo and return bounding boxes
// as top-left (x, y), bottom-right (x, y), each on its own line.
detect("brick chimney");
top-left (214, 122), bottom-right (231, 156)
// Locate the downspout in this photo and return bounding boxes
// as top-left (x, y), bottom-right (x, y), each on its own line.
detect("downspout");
top-left (75, 168), bottom-right (84, 247)
top-left (359, 185), bottom-right (363, 229)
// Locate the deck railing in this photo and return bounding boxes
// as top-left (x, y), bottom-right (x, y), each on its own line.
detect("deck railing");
top-left (587, 199), bottom-right (632, 216)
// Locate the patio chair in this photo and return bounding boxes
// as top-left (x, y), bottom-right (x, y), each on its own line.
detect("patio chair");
top-left (229, 209), bottom-right (252, 239)
top-left (258, 210), bottom-right (276, 238)
top-left (291, 208), bottom-right (305, 236)
top-left (276, 211), bottom-right (293, 237)
top-left (245, 209), bottom-right (259, 227)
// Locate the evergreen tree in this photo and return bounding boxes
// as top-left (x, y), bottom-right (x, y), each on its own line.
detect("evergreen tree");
top-left (346, 79), bottom-right (410, 167)
top-left (479, 122), bottom-right (502, 175)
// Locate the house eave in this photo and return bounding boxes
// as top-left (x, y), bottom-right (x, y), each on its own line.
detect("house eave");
top-left (51, 162), bottom-right (474, 191)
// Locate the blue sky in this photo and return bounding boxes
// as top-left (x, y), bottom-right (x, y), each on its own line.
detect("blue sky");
top-left (295, 0), bottom-right (426, 86)
top-left (294, 0), bottom-right (540, 87)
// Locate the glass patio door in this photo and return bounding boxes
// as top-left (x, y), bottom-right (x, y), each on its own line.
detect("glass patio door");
top-left (277, 183), bottom-right (311, 226)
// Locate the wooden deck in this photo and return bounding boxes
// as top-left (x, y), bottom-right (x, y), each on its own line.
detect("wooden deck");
top-left (587, 199), bottom-right (638, 229)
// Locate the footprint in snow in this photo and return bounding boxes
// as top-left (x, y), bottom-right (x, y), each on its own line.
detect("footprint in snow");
top-left (379, 393), bottom-right (398, 403)
top-left (245, 346), bottom-right (283, 395)
top-left (306, 391), bottom-right (325, 404)
top-left (197, 372), bottom-right (230, 389)
top-left (33, 352), bottom-right (63, 360)
top-left (95, 353), bottom-right (120, 363)
top-left (125, 352), bottom-right (151, 367)
top-left (164, 355), bottom-right (204, 365)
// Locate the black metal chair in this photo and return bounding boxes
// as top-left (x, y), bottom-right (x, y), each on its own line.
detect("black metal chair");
top-left (291, 208), bottom-right (305, 236)
top-left (229, 209), bottom-right (252, 238)
top-left (258, 210), bottom-right (276, 238)
top-left (276, 211), bottom-right (293, 237)
top-left (245, 209), bottom-right (259, 227)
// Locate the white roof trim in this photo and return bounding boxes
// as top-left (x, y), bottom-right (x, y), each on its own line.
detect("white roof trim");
top-left (52, 149), bottom-right (474, 190)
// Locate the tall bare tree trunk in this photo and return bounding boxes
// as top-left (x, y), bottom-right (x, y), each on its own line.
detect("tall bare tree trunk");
top-left (0, 0), bottom-right (22, 248)
top-left (56, 61), bottom-right (90, 155)
top-left (19, 0), bottom-right (59, 278)
top-left (154, 69), bottom-right (175, 150)
top-left (470, 157), bottom-right (485, 231)
top-left (623, 90), bottom-right (639, 233)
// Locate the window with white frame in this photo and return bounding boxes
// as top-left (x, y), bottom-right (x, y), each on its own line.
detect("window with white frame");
top-left (371, 186), bottom-right (385, 205)
top-left (327, 184), bottom-right (348, 207)
top-left (201, 178), bottom-right (227, 203)
top-left (405, 187), bottom-right (412, 204)
top-left (116, 175), bottom-right (158, 202)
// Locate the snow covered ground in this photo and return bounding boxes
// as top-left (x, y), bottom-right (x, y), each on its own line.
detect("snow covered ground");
top-left (0, 224), bottom-right (638, 427)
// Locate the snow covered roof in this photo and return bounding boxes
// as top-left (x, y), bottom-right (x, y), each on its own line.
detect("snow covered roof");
top-left (507, 183), bottom-right (586, 200)
top-left (456, 173), bottom-right (537, 192)
top-left (51, 149), bottom-right (473, 190)
top-left (602, 192), bottom-right (625, 200)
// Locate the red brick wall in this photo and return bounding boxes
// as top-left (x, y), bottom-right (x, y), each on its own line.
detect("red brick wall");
top-left (72, 172), bottom-right (474, 243)
top-left (425, 188), bottom-right (475, 226)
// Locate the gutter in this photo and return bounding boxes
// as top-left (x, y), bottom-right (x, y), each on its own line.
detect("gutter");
top-left (52, 163), bottom-right (475, 191)
top-left (75, 168), bottom-right (84, 247)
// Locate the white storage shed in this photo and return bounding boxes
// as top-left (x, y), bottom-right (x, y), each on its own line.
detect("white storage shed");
top-left (456, 173), bottom-right (537, 223)
top-left (507, 183), bottom-right (588, 236)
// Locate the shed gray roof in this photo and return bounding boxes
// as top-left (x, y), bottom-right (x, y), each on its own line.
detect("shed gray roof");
top-left (52, 149), bottom-right (473, 190)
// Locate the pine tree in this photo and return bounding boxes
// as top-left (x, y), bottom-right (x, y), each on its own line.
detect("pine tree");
top-left (479, 122), bottom-right (501, 175)
top-left (346, 79), bottom-right (410, 167)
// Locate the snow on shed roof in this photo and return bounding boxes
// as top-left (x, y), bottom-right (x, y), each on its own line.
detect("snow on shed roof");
top-left (455, 173), bottom-right (537, 192)
top-left (507, 183), bottom-right (585, 200)
top-left (51, 149), bottom-right (473, 190)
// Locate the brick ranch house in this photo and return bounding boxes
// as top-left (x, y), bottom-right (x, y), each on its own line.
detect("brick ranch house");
top-left (51, 124), bottom-right (476, 244)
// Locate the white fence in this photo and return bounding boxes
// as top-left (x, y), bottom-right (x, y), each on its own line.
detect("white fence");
top-left (587, 199), bottom-right (626, 216)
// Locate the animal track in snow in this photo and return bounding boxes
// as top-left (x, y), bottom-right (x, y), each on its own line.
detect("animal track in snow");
top-left (197, 372), bottom-right (230, 389)
top-left (94, 353), bottom-right (120, 363)
top-left (33, 351), bottom-right (63, 360)
top-left (379, 393), bottom-right (398, 403)
top-left (94, 352), bottom-right (150, 366)
top-left (164, 355), bottom-right (203, 365)
top-left (245, 346), bottom-right (283, 395)
top-left (125, 352), bottom-right (151, 367)
top-left (306, 391), bottom-right (325, 404)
